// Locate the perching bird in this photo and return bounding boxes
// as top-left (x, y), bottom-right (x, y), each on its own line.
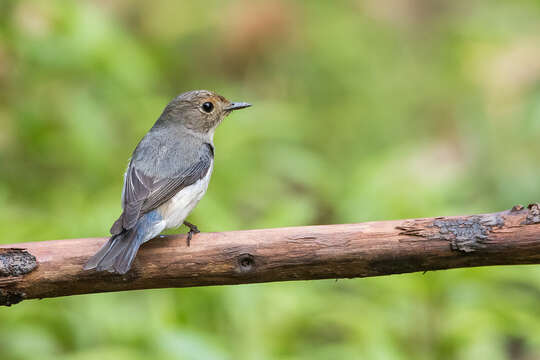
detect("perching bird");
top-left (84, 90), bottom-right (251, 274)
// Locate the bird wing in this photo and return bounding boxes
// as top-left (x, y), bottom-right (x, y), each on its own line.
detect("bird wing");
top-left (110, 144), bottom-right (213, 235)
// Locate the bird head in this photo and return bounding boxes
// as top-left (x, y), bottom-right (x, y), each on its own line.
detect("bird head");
top-left (158, 90), bottom-right (251, 136)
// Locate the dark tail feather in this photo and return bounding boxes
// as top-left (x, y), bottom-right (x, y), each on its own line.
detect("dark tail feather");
top-left (83, 234), bottom-right (123, 270)
top-left (83, 229), bottom-right (143, 274)
top-left (112, 234), bottom-right (145, 274)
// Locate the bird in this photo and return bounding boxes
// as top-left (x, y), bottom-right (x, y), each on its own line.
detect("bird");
top-left (83, 90), bottom-right (251, 274)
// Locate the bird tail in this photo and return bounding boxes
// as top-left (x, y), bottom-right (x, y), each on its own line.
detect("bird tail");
top-left (83, 229), bottom-right (144, 275)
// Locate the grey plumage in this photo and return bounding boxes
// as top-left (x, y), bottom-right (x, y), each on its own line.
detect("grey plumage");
top-left (85, 211), bottom-right (163, 273)
top-left (110, 135), bottom-right (214, 235)
top-left (84, 90), bottom-right (251, 274)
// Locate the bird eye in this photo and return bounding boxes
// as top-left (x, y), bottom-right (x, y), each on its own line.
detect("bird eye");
top-left (202, 102), bottom-right (214, 113)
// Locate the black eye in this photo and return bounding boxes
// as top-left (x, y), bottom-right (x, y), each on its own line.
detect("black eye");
top-left (202, 102), bottom-right (214, 113)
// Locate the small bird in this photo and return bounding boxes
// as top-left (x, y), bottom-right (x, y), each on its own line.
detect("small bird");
top-left (84, 90), bottom-right (251, 274)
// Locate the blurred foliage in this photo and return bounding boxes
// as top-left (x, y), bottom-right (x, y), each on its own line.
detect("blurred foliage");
top-left (1, 0), bottom-right (540, 359)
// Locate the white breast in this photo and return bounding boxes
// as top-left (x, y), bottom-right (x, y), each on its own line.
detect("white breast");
top-left (158, 162), bottom-right (213, 229)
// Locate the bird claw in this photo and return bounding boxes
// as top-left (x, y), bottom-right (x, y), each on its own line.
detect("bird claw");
top-left (183, 221), bottom-right (200, 247)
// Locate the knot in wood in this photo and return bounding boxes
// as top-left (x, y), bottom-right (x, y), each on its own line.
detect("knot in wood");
top-left (237, 253), bottom-right (255, 273)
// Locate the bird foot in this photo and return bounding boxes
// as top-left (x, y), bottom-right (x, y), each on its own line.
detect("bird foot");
top-left (183, 221), bottom-right (200, 246)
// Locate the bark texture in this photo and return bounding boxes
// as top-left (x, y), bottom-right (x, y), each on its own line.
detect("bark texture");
top-left (1, 204), bottom-right (539, 306)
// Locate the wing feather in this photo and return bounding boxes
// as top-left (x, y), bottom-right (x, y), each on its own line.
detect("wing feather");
top-left (110, 143), bottom-right (213, 235)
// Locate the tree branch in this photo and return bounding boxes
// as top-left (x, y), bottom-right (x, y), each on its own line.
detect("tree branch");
top-left (1, 204), bottom-right (539, 306)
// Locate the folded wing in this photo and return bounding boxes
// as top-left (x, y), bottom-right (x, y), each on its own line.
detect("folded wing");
top-left (110, 143), bottom-right (213, 235)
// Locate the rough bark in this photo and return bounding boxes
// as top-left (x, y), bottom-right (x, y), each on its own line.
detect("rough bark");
top-left (1, 204), bottom-right (539, 306)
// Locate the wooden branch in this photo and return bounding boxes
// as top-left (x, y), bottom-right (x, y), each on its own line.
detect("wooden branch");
top-left (1, 204), bottom-right (540, 306)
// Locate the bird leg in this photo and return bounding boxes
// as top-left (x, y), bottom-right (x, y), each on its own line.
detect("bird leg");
top-left (183, 220), bottom-right (200, 246)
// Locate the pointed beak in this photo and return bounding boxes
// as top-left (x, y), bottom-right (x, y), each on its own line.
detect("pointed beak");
top-left (224, 102), bottom-right (251, 111)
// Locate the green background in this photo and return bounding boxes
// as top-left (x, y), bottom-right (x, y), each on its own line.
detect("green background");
top-left (1, 1), bottom-right (539, 359)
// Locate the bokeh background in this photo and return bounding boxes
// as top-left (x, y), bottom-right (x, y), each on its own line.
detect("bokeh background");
top-left (1, 1), bottom-right (540, 359)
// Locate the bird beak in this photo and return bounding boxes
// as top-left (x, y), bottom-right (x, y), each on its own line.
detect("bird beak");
top-left (224, 102), bottom-right (251, 111)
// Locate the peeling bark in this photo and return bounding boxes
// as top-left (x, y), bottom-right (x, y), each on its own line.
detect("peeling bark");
top-left (0, 248), bottom-right (37, 277)
top-left (398, 213), bottom-right (505, 252)
top-left (524, 203), bottom-right (540, 225)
